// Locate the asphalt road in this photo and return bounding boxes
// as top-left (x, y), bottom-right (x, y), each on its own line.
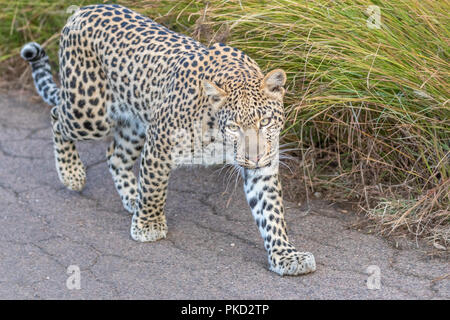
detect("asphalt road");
top-left (0, 94), bottom-right (448, 299)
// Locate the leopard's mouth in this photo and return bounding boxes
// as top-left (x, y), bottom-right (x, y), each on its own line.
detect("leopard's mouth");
top-left (236, 159), bottom-right (272, 170)
top-left (235, 151), bottom-right (278, 169)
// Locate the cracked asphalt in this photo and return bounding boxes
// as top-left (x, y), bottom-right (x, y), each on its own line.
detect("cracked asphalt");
top-left (0, 93), bottom-right (448, 299)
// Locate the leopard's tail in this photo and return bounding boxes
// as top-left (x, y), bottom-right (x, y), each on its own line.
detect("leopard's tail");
top-left (21, 42), bottom-right (60, 107)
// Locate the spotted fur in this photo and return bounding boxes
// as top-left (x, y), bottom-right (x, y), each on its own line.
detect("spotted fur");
top-left (21, 4), bottom-right (315, 276)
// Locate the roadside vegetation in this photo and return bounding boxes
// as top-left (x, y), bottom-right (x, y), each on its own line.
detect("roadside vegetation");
top-left (1, 0), bottom-right (448, 247)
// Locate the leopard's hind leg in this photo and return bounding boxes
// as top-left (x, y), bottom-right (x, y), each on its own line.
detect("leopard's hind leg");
top-left (107, 118), bottom-right (146, 213)
top-left (50, 107), bottom-right (86, 191)
top-left (20, 42), bottom-right (90, 191)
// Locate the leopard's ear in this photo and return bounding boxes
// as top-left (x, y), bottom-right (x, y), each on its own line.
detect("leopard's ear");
top-left (261, 69), bottom-right (286, 100)
top-left (203, 80), bottom-right (228, 110)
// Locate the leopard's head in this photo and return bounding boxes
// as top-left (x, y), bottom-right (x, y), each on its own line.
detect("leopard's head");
top-left (203, 68), bottom-right (286, 169)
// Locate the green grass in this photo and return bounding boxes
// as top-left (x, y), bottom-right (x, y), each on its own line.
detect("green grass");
top-left (0, 0), bottom-right (449, 244)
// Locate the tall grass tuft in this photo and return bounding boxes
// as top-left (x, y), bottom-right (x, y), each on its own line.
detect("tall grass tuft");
top-left (0, 0), bottom-right (449, 245)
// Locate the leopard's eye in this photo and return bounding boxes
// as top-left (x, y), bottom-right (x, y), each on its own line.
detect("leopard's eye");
top-left (260, 117), bottom-right (271, 127)
top-left (227, 123), bottom-right (240, 132)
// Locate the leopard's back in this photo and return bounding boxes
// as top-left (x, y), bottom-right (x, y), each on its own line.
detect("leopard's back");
top-left (60, 4), bottom-right (209, 124)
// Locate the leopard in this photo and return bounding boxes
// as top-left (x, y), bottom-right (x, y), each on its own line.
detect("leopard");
top-left (21, 4), bottom-right (316, 276)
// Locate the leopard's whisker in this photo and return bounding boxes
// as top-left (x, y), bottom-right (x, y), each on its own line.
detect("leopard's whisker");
top-left (224, 164), bottom-right (240, 193)
top-left (278, 154), bottom-right (296, 161)
top-left (213, 163), bottom-right (230, 176)
top-left (232, 165), bottom-right (243, 192)
top-left (278, 148), bottom-right (300, 154)
top-left (278, 141), bottom-right (298, 148)
top-left (278, 159), bottom-right (294, 174)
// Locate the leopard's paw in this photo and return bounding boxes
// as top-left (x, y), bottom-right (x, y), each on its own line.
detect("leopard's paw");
top-left (269, 251), bottom-right (316, 276)
top-left (122, 197), bottom-right (136, 214)
top-left (130, 217), bottom-right (167, 242)
top-left (58, 166), bottom-right (86, 191)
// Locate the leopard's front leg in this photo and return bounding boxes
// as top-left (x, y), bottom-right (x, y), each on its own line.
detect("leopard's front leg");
top-left (130, 136), bottom-right (171, 242)
top-left (243, 166), bottom-right (316, 276)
